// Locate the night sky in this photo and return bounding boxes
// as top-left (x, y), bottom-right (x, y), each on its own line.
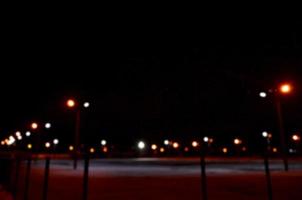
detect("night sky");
top-left (1, 17), bottom-right (301, 149)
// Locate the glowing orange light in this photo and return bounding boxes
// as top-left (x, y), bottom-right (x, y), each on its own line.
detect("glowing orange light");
top-left (160, 147), bottom-right (165, 153)
top-left (184, 147), bottom-right (189, 152)
top-left (234, 138), bottom-right (242, 145)
top-left (151, 144), bottom-right (157, 150)
top-left (31, 122), bottom-right (38, 130)
top-left (67, 99), bottom-right (76, 108)
top-left (27, 144), bottom-right (32, 149)
top-left (272, 147), bottom-right (278, 153)
top-left (172, 142), bottom-right (179, 149)
top-left (192, 141), bottom-right (198, 147)
top-left (103, 147), bottom-right (108, 153)
top-left (90, 148), bottom-right (95, 153)
top-left (280, 84), bottom-right (292, 94)
top-left (222, 147), bottom-right (228, 153)
top-left (45, 142), bottom-right (51, 148)
top-left (69, 145), bottom-right (74, 151)
top-left (1, 141), bottom-right (5, 145)
top-left (292, 134), bottom-right (300, 141)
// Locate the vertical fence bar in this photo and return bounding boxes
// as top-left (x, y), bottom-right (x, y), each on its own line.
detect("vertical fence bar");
top-left (264, 154), bottom-right (273, 200)
top-left (82, 154), bottom-right (90, 200)
top-left (24, 156), bottom-right (32, 200)
top-left (200, 143), bottom-right (208, 200)
top-left (13, 157), bottom-right (21, 199)
top-left (42, 157), bottom-right (50, 200)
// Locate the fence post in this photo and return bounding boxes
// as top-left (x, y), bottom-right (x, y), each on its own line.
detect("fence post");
top-left (24, 156), bottom-right (32, 200)
top-left (42, 157), bottom-right (50, 200)
top-left (82, 154), bottom-right (90, 200)
top-left (200, 141), bottom-right (208, 200)
top-left (13, 157), bottom-right (21, 199)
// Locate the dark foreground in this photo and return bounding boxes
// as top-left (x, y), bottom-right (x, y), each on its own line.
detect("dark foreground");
top-left (13, 158), bottom-right (302, 200)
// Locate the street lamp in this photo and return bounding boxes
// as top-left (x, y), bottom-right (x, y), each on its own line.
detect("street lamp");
top-left (101, 140), bottom-right (107, 146)
top-left (27, 144), bottom-right (32, 150)
top-left (45, 123), bottom-right (51, 129)
top-left (53, 138), bottom-right (59, 147)
top-left (234, 138), bottom-right (242, 145)
top-left (25, 131), bottom-right (31, 137)
top-left (172, 142), bottom-right (179, 149)
top-left (280, 84), bottom-right (292, 94)
top-left (292, 134), bottom-right (300, 142)
top-left (151, 144), bottom-right (157, 150)
top-left (138, 141), bottom-right (145, 150)
top-left (66, 98), bottom-right (90, 170)
top-left (31, 122), bottom-right (38, 130)
top-left (67, 99), bottom-right (76, 108)
top-left (259, 92), bottom-right (267, 98)
top-left (192, 141), bottom-right (199, 148)
top-left (45, 142), bottom-right (51, 149)
top-left (260, 83), bottom-right (293, 171)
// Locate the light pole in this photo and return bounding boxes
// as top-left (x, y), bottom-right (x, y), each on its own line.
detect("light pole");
top-left (260, 83), bottom-right (293, 171)
top-left (262, 131), bottom-right (273, 200)
top-left (66, 99), bottom-right (90, 170)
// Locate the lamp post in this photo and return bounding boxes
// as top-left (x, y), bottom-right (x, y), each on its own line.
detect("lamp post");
top-left (260, 83), bottom-right (293, 171)
top-left (66, 99), bottom-right (90, 170)
top-left (262, 131), bottom-right (273, 200)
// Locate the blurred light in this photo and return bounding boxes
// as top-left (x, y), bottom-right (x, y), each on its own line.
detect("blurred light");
top-left (164, 140), bottom-right (169, 145)
top-left (209, 138), bottom-right (214, 143)
top-left (151, 144), bottom-right (157, 150)
top-left (222, 147), bottom-right (228, 154)
top-left (83, 102), bottom-right (90, 108)
top-left (53, 139), bottom-right (59, 145)
top-left (262, 131), bottom-right (268, 138)
top-left (273, 147), bottom-right (278, 153)
top-left (160, 147), bottom-right (165, 153)
top-left (268, 133), bottom-right (273, 139)
top-left (31, 122), bottom-right (38, 130)
top-left (259, 92), bottom-right (267, 98)
top-left (289, 149), bottom-right (295, 153)
top-left (242, 147), bottom-right (247, 152)
top-left (292, 134), bottom-right (300, 141)
top-left (90, 148), bottom-right (95, 153)
top-left (25, 131), bottom-right (31, 137)
top-left (101, 140), bottom-right (107, 146)
top-left (67, 99), bottom-right (76, 108)
top-left (280, 84), bottom-right (292, 94)
top-left (45, 142), bottom-right (51, 148)
top-left (1, 141), bottom-right (5, 145)
top-left (172, 142), bottom-right (179, 149)
top-left (103, 146), bottom-right (108, 153)
top-left (45, 123), bottom-right (51, 129)
top-left (27, 144), bottom-right (32, 149)
top-left (138, 141), bottom-right (145, 149)
top-left (234, 138), bottom-right (242, 145)
top-left (17, 136), bottom-right (22, 140)
top-left (203, 137), bottom-right (209, 143)
top-left (5, 139), bottom-right (9, 145)
top-left (69, 145), bottom-right (74, 151)
top-left (15, 131), bottom-right (21, 137)
top-left (184, 147), bottom-right (189, 152)
top-left (192, 141), bottom-right (198, 147)
top-left (8, 135), bottom-right (16, 145)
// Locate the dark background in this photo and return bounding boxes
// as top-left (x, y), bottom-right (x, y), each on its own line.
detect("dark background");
top-left (0, 15), bottom-right (301, 151)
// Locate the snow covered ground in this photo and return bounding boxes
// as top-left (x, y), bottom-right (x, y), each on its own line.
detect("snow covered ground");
top-left (12, 157), bottom-right (302, 200)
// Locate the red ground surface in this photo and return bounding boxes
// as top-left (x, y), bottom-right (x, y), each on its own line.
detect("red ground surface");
top-left (13, 162), bottom-right (302, 200)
